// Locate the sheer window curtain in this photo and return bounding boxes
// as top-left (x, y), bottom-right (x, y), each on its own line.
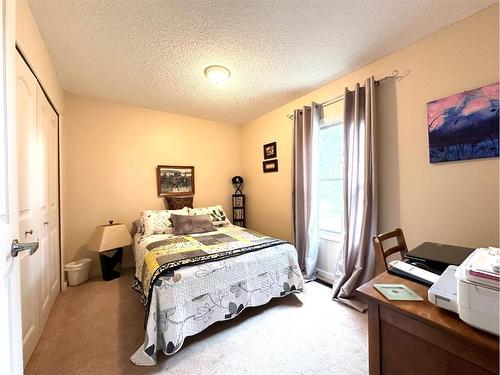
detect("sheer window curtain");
top-left (332, 77), bottom-right (377, 312)
top-left (292, 103), bottom-right (324, 279)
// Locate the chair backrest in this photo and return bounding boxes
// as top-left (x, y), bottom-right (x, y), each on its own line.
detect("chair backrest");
top-left (373, 228), bottom-right (408, 270)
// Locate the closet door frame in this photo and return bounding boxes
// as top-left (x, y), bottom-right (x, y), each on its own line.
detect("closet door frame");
top-left (15, 45), bottom-right (62, 292)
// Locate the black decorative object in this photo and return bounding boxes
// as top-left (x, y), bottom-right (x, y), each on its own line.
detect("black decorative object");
top-left (232, 176), bottom-right (244, 194)
top-left (231, 176), bottom-right (245, 227)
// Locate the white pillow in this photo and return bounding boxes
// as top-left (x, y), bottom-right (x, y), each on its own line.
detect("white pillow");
top-left (188, 205), bottom-right (231, 227)
top-left (141, 207), bottom-right (189, 235)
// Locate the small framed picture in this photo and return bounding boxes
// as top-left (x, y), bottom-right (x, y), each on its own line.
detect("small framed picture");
top-left (263, 142), bottom-right (277, 159)
top-left (156, 165), bottom-right (195, 196)
top-left (263, 159), bottom-right (278, 173)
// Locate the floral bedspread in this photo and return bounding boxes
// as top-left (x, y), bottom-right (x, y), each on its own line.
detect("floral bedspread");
top-left (133, 226), bottom-right (288, 307)
top-left (131, 227), bottom-right (304, 366)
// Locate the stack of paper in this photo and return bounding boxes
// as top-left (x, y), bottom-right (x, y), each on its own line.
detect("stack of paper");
top-left (464, 247), bottom-right (500, 289)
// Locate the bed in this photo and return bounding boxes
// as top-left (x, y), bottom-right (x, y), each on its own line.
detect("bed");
top-left (130, 206), bottom-right (304, 366)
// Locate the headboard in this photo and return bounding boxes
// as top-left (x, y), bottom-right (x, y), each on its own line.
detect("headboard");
top-left (163, 196), bottom-right (194, 210)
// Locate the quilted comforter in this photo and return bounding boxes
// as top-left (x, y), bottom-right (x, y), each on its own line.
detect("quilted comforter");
top-left (131, 225), bottom-right (304, 366)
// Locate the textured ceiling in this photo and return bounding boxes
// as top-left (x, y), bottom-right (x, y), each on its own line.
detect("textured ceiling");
top-left (28, 0), bottom-right (495, 125)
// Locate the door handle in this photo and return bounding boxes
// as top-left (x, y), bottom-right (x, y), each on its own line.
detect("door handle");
top-left (11, 239), bottom-right (39, 257)
top-left (25, 229), bottom-right (33, 236)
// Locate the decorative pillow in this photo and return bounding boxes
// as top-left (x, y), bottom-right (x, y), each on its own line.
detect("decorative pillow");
top-left (141, 208), bottom-right (189, 235)
top-left (187, 205), bottom-right (231, 227)
top-left (164, 196), bottom-right (194, 210)
top-left (171, 214), bottom-right (216, 235)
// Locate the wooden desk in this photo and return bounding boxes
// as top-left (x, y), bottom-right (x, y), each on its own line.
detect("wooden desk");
top-left (357, 272), bottom-right (499, 375)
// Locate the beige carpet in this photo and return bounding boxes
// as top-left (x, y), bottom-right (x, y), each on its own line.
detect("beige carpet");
top-left (25, 269), bottom-right (368, 375)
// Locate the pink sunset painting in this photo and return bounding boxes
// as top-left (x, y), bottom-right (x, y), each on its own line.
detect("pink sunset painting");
top-left (427, 82), bottom-right (499, 163)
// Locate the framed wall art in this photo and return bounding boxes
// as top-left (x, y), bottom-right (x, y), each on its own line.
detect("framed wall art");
top-left (156, 165), bottom-right (195, 196)
top-left (427, 82), bottom-right (499, 163)
top-left (263, 142), bottom-right (277, 159)
top-left (262, 159), bottom-right (278, 173)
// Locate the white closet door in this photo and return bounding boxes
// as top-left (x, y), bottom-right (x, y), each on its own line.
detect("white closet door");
top-left (40, 85), bottom-right (60, 314)
top-left (37, 85), bottom-right (51, 329)
top-left (15, 52), bottom-right (41, 366)
top-left (16, 51), bottom-right (60, 367)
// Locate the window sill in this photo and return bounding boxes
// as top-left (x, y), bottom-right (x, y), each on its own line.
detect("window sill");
top-left (319, 231), bottom-right (343, 242)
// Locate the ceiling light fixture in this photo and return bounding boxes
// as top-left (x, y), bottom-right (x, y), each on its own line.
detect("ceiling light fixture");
top-left (204, 65), bottom-right (230, 85)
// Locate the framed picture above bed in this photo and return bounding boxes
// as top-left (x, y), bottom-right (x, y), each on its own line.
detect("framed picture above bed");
top-left (156, 165), bottom-right (195, 196)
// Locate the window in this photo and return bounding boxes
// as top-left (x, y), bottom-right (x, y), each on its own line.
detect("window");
top-left (318, 120), bottom-right (343, 234)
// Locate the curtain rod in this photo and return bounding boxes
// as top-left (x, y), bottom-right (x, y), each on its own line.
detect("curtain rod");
top-left (321, 95), bottom-right (344, 107)
top-left (286, 69), bottom-right (410, 120)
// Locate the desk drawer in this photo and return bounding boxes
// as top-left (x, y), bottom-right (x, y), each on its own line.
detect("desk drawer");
top-left (379, 306), bottom-right (498, 375)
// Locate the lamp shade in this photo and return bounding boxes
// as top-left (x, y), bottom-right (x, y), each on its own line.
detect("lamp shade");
top-left (88, 223), bottom-right (132, 252)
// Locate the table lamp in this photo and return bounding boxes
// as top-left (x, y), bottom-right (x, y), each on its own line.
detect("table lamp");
top-left (88, 220), bottom-right (132, 281)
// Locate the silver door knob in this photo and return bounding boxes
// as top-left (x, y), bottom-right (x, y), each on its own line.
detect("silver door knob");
top-left (25, 229), bottom-right (33, 236)
top-left (11, 239), bottom-right (39, 257)
top-left (43, 221), bottom-right (49, 226)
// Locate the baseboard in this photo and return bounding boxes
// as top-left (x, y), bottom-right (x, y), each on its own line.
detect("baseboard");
top-left (316, 268), bottom-right (334, 284)
top-left (122, 262), bottom-right (135, 269)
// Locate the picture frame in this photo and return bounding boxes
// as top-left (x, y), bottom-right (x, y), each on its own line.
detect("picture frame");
top-left (156, 165), bottom-right (195, 196)
top-left (262, 159), bottom-right (278, 173)
top-left (263, 142), bottom-right (277, 159)
top-left (427, 82), bottom-right (499, 163)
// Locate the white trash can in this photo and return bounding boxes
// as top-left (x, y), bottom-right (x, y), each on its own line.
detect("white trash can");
top-left (64, 258), bottom-right (92, 286)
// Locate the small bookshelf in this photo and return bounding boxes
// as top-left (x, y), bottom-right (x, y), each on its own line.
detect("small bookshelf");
top-left (232, 194), bottom-right (245, 227)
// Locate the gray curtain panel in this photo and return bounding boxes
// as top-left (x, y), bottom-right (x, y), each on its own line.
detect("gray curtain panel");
top-left (332, 77), bottom-right (377, 312)
top-left (292, 103), bottom-right (323, 279)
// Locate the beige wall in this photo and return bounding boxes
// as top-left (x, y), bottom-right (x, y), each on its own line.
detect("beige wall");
top-left (62, 94), bottom-right (241, 275)
top-left (241, 5), bottom-right (499, 249)
top-left (16, 0), bottom-right (64, 111)
top-left (25, 1), bottom-right (499, 279)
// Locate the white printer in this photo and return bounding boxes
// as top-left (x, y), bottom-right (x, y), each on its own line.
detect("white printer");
top-left (428, 247), bottom-right (499, 336)
top-left (456, 247), bottom-right (499, 335)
